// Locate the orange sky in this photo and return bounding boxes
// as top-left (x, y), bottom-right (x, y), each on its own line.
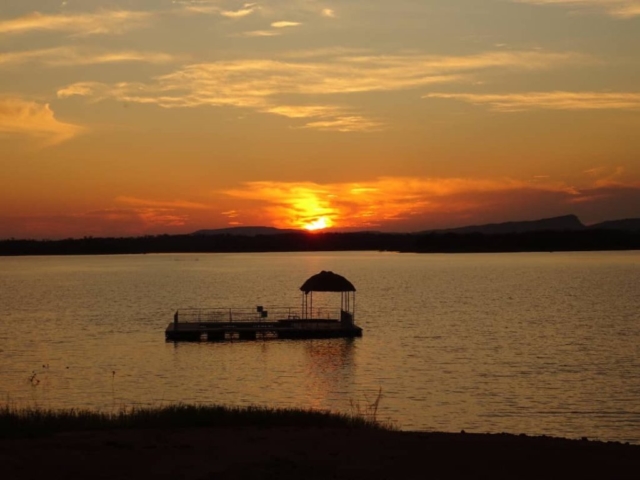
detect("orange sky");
top-left (1, 1), bottom-right (640, 238)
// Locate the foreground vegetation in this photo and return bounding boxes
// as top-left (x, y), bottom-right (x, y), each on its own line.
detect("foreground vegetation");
top-left (0, 403), bottom-right (390, 438)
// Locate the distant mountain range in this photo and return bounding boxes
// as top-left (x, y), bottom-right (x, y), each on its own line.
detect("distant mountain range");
top-left (423, 215), bottom-right (640, 235)
top-left (589, 218), bottom-right (640, 232)
top-left (192, 215), bottom-right (640, 236)
top-left (4, 215), bottom-right (640, 255)
top-left (421, 214), bottom-right (585, 235)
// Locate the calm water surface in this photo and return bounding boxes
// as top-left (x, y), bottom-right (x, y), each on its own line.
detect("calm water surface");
top-left (1, 251), bottom-right (639, 443)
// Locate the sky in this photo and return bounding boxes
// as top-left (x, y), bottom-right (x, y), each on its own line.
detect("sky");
top-left (1, 0), bottom-right (640, 238)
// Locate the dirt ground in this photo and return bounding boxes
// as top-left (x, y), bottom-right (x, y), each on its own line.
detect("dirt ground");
top-left (2, 427), bottom-right (639, 479)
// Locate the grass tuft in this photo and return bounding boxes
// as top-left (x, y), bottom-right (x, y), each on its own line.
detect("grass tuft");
top-left (0, 403), bottom-right (392, 438)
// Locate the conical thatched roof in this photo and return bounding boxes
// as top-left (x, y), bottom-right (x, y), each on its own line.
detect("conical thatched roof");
top-left (300, 271), bottom-right (356, 293)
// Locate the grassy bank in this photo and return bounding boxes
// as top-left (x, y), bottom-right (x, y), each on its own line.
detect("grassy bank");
top-left (0, 403), bottom-right (390, 438)
top-left (3, 407), bottom-right (639, 480)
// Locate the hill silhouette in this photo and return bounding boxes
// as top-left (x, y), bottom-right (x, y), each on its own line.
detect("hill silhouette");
top-left (1, 214), bottom-right (639, 256)
top-left (193, 214), bottom-right (640, 237)
top-left (589, 218), bottom-right (640, 231)
top-left (421, 214), bottom-right (585, 235)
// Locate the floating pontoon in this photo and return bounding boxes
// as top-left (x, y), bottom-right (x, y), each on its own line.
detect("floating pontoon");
top-left (165, 271), bottom-right (363, 341)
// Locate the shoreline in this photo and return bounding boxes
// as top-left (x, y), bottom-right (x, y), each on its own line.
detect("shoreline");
top-left (3, 426), bottom-right (639, 479)
top-left (2, 405), bottom-right (639, 479)
top-left (2, 229), bottom-right (639, 256)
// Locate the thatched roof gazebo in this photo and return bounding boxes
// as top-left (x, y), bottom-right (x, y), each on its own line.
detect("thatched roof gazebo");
top-left (300, 271), bottom-right (356, 324)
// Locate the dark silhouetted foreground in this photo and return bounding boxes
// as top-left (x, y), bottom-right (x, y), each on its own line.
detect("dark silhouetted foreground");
top-left (1, 229), bottom-right (640, 255)
top-left (2, 426), bottom-right (639, 479)
top-left (2, 405), bottom-right (639, 479)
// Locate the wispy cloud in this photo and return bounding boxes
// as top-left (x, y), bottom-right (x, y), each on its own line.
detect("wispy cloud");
top-left (241, 29), bottom-right (281, 36)
top-left (221, 177), bottom-right (583, 230)
top-left (220, 174), bottom-right (640, 231)
top-left (279, 47), bottom-right (370, 59)
top-left (177, 1), bottom-right (259, 17)
top-left (241, 19), bottom-right (301, 37)
top-left (0, 193), bottom-right (213, 238)
top-left (115, 196), bottom-right (210, 210)
top-left (514, 0), bottom-right (640, 18)
top-left (221, 3), bottom-right (260, 18)
top-left (4, 175), bottom-right (639, 238)
top-left (263, 105), bottom-right (382, 131)
top-left (0, 97), bottom-right (83, 145)
top-left (0, 10), bottom-right (153, 36)
top-left (583, 166), bottom-right (626, 187)
top-left (82, 207), bottom-right (189, 228)
top-left (271, 20), bottom-right (301, 28)
top-left (177, 0), bottom-right (220, 15)
top-left (263, 105), bottom-right (344, 118)
top-left (9, 207), bottom-right (188, 238)
top-left (59, 50), bottom-right (581, 100)
top-left (321, 8), bottom-right (336, 18)
top-left (57, 50), bottom-right (582, 131)
top-left (0, 47), bottom-right (178, 68)
top-left (423, 91), bottom-right (640, 111)
top-left (302, 115), bottom-right (384, 132)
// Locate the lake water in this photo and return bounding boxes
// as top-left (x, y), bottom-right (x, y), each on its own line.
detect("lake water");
top-left (1, 251), bottom-right (639, 443)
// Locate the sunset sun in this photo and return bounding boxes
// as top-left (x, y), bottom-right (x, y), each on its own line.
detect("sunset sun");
top-left (304, 216), bottom-right (331, 231)
top-left (2, 0), bottom-right (640, 462)
top-left (0, 0), bottom-right (639, 238)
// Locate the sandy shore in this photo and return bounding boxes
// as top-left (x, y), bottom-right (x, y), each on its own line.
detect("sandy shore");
top-left (2, 426), bottom-right (639, 479)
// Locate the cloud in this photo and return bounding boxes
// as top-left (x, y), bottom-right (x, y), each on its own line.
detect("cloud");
top-left (0, 97), bottom-right (83, 145)
top-left (5, 175), bottom-right (639, 238)
top-left (221, 177), bottom-right (583, 230)
top-left (263, 105), bottom-right (344, 118)
top-left (0, 47), bottom-right (178, 68)
top-left (81, 208), bottom-right (189, 227)
top-left (179, 3), bottom-right (219, 15)
top-left (302, 115), bottom-right (384, 132)
top-left (223, 182), bottom-right (340, 229)
top-left (242, 19), bottom-right (301, 37)
top-left (177, 0), bottom-right (221, 15)
top-left (0, 194), bottom-right (216, 238)
top-left (115, 196), bottom-right (210, 210)
top-left (220, 175), bottom-right (640, 231)
top-left (57, 82), bottom-right (101, 99)
top-left (0, 10), bottom-right (153, 36)
top-left (423, 91), bottom-right (640, 111)
top-left (279, 47), bottom-right (370, 59)
top-left (583, 166), bottom-right (626, 187)
top-left (513, 0), bottom-right (640, 18)
top-left (241, 29), bottom-right (281, 36)
top-left (177, 1), bottom-right (259, 17)
top-left (0, 208), bottom-right (190, 239)
top-left (271, 20), bottom-right (302, 28)
top-left (264, 105), bottom-right (383, 131)
top-left (222, 209), bottom-right (240, 218)
top-left (181, 1), bottom-right (332, 20)
top-left (221, 3), bottom-right (259, 18)
top-left (57, 50), bottom-right (582, 131)
top-left (59, 50), bottom-right (580, 100)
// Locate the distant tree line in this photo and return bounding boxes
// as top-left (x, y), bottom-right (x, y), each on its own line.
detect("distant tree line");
top-left (1, 229), bottom-right (639, 256)
top-left (410, 230), bottom-right (640, 253)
